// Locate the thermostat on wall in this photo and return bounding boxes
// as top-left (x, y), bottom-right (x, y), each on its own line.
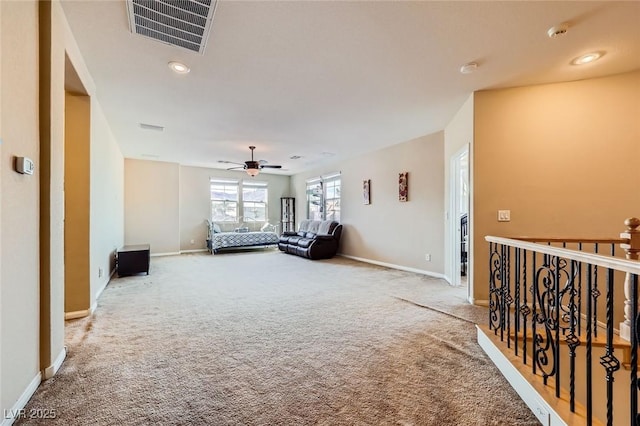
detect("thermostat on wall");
top-left (16, 157), bottom-right (35, 175)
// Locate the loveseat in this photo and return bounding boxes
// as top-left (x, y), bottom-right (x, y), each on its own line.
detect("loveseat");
top-left (278, 219), bottom-right (342, 260)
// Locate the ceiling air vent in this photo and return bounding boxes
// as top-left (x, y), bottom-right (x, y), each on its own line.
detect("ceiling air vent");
top-left (126, 0), bottom-right (217, 54)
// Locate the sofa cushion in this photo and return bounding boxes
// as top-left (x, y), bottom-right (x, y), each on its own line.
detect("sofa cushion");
top-left (297, 238), bottom-right (314, 248)
top-left (288, 236), bottom-right (303, 245)
top-left (298, 219), bottom-right (312, 233)
top-left (318, 220), bottom-right (335, 235)
top-left (307, 221), bottom-right (320, 234)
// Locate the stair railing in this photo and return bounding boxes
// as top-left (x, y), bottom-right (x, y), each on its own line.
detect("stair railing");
top-left (485, 217), bottom-right (640, 426)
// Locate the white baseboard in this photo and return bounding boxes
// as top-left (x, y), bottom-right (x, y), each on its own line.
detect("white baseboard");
top-left (64, 309), bottom-right (92, 320)
top-left (179, 249), bottom-right (208, 254)
top-left (150, 252), bottom-right (180, 257)
top-left (339, 254), bottom-right (446, 280)
top-left (43, 346), bottom-right (67, 379)
top-left (1, 372), bottom-right (41, 426)
top-left (476, 326), bottom-right (558, 426)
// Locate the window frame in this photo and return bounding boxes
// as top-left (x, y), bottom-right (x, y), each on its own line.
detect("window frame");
top-left (210, 178), bottom-right (269, 225)
top-left (242, 180), bottom-right (269, 223)
top-left (305, 172), bottom-right (341, 221)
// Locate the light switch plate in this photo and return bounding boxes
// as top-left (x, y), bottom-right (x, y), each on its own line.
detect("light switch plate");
top-left (498, 210), bottom-right (511, 222)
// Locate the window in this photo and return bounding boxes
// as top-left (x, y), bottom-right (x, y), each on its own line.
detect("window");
top-left (323, 173), bottom-right (341, 222)
top-left (242, 181), bottom-right (268, 222)
top-left (306, 173), bottom-right (341, 221)
top-left (210, 179), bottom-right (239, 222)
top-left (210, 179), bottom-right (269, 223)
top-left (306, 179), bottom-right (323, 220)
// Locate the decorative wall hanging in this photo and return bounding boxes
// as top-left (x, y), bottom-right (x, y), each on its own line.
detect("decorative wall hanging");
top-left (363, 179), bottom-right (371, 205)
top-left (398, 172), bottom-right (408, 202)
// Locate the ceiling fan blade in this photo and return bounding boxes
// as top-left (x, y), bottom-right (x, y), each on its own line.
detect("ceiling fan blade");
top-left (218, 160), bottom-right (245, 166)
top-left (261, 165), bottom-right (282, 169)
top-left (226, 166), bottom-right (245, 170)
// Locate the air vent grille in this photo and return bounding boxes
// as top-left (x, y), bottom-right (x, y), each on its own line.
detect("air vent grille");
top-left (127, 0), bottom-right (217, 54)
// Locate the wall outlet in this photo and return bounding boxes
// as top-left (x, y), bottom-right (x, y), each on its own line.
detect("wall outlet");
top-left (425, 254), bottom-right (431, 261)
top-left (497, 210), bottom-right (511, 222)
top-left (190, 239), bottom-right (195, 244)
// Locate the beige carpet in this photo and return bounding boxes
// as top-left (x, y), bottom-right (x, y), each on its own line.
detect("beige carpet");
top-left (18, 251), bottom-right (539, 425)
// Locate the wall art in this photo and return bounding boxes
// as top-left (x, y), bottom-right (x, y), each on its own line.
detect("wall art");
top-left (363, 179), bottom-right (371, 205)
top-left (398, 172), bottom-right (408, 202)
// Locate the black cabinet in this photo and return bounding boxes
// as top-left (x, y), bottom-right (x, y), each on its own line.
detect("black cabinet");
top-left (117, 244), bottom-right (150, 277)
top-left (281, 197), bottom-right (295, 233)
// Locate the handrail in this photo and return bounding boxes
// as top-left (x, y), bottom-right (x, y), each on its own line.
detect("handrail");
top-left (485, 236), bottom-right (640, 275)
top-left (512, 237), bottom-right (626, 244)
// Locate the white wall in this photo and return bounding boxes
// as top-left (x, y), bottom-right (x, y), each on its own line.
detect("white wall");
top-left (291, 132), bottom-right (445, 276)
top-left (443, 94), bottom-right (473, 284)
top-left (124, 160), bottom-right (291, 253)
top-left (0, 1), bottom-right (125, 419)
top-left (178, 165), bottom-right (291, 251)
top-left (0, 0), bottom-right (41, 412)
top-left (125, 159), bottom-right (180, 254)
top-left (90, 102), bottom-right (124, 300)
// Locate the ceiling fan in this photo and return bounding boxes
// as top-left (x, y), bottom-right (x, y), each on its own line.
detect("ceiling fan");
top-left (220, 146), bottom-right (282, 177)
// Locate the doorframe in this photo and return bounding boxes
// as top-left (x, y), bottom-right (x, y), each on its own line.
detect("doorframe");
top-left (448, 145), bottom-right (469, 288)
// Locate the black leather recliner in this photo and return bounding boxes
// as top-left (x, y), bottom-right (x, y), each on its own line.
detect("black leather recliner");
top-left (278, 219), bottom-right (343, 259)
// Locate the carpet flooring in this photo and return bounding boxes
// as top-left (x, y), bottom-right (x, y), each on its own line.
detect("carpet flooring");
top-left (18, 251), bottom-right (539, 425)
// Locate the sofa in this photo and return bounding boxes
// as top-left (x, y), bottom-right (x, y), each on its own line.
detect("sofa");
top-left (278, 219), bottom-right (343, 259)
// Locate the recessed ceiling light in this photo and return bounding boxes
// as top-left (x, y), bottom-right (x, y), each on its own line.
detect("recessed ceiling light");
top-left (168, 61), bottom-right (190, 74)
top-left (460, 62), bottom-right (478, 74)
top-left (571, 52), bottom-right (603, 66)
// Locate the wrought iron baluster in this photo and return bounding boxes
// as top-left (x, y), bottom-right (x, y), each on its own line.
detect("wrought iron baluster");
top-left (578, 242), bottom-right (583, 337)
top-left (533, 252), bottom-right (557, 386)
top-left (630, 273), bottom-right (638, 426)
top-left (489, 242), bottom-right (502, 334)
top-left (600, 268), bottom-right (620, 426)
top-left (554, 255), bottom-right (561, 399)
top-left (532, 251), bottom-right (538, 376)
top-left (501, 244), bottom-right (506, 342)
top-left (586, 263), bottom-right (593, 425)
top-left (593, 243), bottom-right (600, 339)
top-left (522, 249), bottom-right (529, 366)
top-left (506, 246), bottom-right (512, 349)
top-left (566, 259), bottom-right (580, 412)
top-left (515, 248), bottom-right (520, 356)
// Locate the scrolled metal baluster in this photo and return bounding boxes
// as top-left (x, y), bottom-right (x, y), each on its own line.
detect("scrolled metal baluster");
top-left (533, 257), bottom-right (558, 384)
top-left (489, 242), bottom-right (503, 334)
top-left (599, 268), bottom-right (620, 426)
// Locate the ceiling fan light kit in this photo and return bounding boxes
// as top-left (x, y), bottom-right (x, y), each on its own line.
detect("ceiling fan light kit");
top-left (225, 146), bottom-right (283, 177)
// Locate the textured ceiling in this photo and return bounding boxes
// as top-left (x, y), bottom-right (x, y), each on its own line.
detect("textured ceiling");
top-left (60, 1), bottom-right (640, 175)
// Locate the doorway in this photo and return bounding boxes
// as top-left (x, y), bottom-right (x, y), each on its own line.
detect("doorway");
top-left (448, 145), bottom-right (469, 292)
top-left (63, 54), bottom-right (92, 318)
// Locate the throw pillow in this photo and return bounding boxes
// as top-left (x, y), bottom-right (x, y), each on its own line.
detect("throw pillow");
top-left (212, 223), bottom-right (222, 233)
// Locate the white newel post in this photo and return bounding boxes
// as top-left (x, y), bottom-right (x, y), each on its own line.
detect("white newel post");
top-left (620, 217), bottom-right (640, 341)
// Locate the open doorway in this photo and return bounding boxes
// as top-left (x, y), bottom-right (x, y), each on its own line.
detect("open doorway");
top-left (448, 145), bottom-right (469, 289)
top-left (63, 54), bottom-right (92, 319)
